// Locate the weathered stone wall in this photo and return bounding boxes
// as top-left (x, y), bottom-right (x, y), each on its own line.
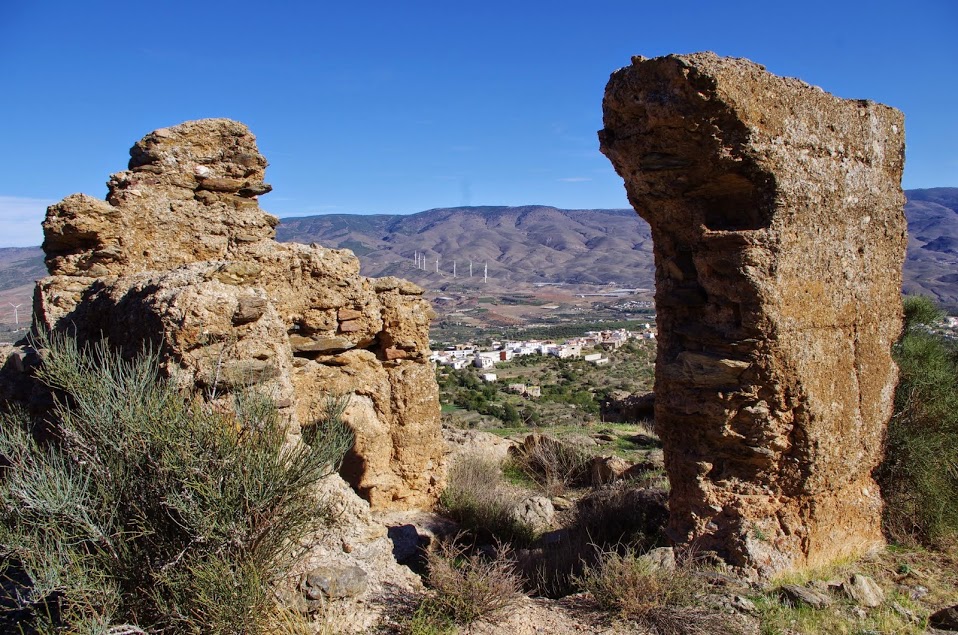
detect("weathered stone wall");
top-left (599, 53), bottom-right (906, 575)
top-left (35, 118), bottom-right (445, 510)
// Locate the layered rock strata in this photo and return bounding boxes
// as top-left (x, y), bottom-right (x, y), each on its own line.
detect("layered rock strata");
top-left (599, 53), bottom-right (906, 575)
top-left (34, 118), bottom-right (444, 510)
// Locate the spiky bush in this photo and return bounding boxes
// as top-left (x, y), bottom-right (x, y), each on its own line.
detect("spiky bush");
top-left (0, 333), bottom-right (353, 633)
top-left (879, 296), bottom-right (958, 545)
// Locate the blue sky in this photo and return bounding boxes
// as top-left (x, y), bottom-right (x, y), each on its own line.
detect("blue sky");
top-left (1, 0), bottom-right (955, 247)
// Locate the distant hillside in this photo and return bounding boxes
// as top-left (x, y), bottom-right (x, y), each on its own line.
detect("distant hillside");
top-left (0, 247), bottom-right (44, 293)
top-left (900, 188), bottom-right (958, 304)
top-left (277, 206), bottom-right (655, 287)
top-left (277, 190), bottom-right (958, 308)
top-left (3, 189), bottom-right (958, 321)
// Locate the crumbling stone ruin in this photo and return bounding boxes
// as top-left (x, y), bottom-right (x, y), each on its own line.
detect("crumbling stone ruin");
top-left (34, 118), bottom-right (445, 510)
top-left (599, 53), bottom-right (907, 575)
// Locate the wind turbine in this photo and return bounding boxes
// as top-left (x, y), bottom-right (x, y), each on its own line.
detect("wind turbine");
top-left (9, 303), bottom-right (23, 328)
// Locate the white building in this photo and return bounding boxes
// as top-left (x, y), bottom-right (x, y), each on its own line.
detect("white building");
top-left (550, 344), bottom-right (582, 359)
top-left (474, 351), bottom-right (500, 369)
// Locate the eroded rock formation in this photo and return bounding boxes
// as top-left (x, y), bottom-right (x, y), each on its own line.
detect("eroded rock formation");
top-left (35, 118), bottom-right (444, 510)
top-left (599, 53), bottom-right (906, 575)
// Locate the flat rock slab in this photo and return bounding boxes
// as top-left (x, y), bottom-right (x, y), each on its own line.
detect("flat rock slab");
top-left (780, 584), bottom-right (833, 609)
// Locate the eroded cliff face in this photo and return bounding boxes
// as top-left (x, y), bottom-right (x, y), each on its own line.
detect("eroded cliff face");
top-left (35, 118), bottom-right (444, 510)
top-left (599, 53), bottom-right (906, 576)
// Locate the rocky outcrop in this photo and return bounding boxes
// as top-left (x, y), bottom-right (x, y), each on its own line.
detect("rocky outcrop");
top-left (599, 53), bottom-right (906, 575)
top-left (34, 118), bottom-right (444, 510)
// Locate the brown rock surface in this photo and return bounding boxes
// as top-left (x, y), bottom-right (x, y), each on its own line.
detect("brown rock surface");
top-left (33, 118), bottom-right (444, 510)
top-left (599, 53), bottom-right (906, 575)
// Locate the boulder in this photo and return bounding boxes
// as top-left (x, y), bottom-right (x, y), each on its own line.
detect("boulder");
top-left (511, 496), bottom-right (556, 533)
top-left (638, 546), bottom-right (675, 572)
top-left (779, 584), bottom-right (833, 609)
top-left (589, 455), bottom-right (631, 485)
top-left (930, 605), bottom-right (958, 631)
top-left (841, 573), bottom-right (884, 608)
top-left (600, 53), bottom-right (905, 576)
top-left (443, 425), bottom-right (517, 464)
top-left (303, 565), bottom-right (369, 600)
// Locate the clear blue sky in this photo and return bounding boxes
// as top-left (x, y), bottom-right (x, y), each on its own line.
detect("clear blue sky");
top-left (1, 0), bottom-right (955, 247)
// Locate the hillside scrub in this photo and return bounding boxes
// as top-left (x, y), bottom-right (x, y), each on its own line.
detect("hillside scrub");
top-left (879, 296), bottom-right (958, 545)
top-left (438, 453), bottom-right (536, 546)
top-left (506, 434), bottom-right (591, 496)
top-left (437, 339), bottom-right (655, 430)
top-left (0, 334), bottom-right (353, 633)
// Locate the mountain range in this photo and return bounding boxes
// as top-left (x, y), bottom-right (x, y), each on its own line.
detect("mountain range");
top-left (276, 206), bottom-right (656, 288)
top-left (275, 188), bottom-right (958, 306)
top-left (2, 188), bottom-right (957, 323)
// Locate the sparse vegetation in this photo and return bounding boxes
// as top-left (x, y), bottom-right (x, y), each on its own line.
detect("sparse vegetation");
top-left (878, 295), bottom-right (958, 545)
top-left (515, 483), bottom-right (669, 599)
top-left (0, 333), bottom-right (353, 633)
top-left (411, 538), bottom-right (522, 630)
top-left (506, 434), bottom-right (591, 496)
top-left (438, 453), bottom-right (536, 545)
top-left (747, 549), bottom-right (958, 635)
top-left (577, 548), bottom-right (716, 635)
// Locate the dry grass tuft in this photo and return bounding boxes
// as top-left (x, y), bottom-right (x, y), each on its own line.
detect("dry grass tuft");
top-left (577, 547), bottom-right (740, 635)
top-left (579, 548), bottom-right (696, 618)
top-left (439, 452), bottom-right (536, 545)
top-left (506, 433), bottom-right (591, 496)
top-left (419, 538), bottom-right (523, 627)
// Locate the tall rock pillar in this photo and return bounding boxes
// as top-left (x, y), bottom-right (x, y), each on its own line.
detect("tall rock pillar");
top-left (599, 53), bottom-right (906, 575)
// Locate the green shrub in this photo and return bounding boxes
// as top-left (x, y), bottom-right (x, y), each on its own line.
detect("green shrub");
top-left (878, 296), bottom-right (958, 545)
top-left (0, 334), bottom-right (353, 633)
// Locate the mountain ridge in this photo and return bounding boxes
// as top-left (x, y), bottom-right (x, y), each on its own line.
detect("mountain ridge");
top-left (275, 190), bottom-right (958, 305)
top-left (3, 189), bottom-right (957, 320)
top-left (277, 204), bottom-right (656, 287)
